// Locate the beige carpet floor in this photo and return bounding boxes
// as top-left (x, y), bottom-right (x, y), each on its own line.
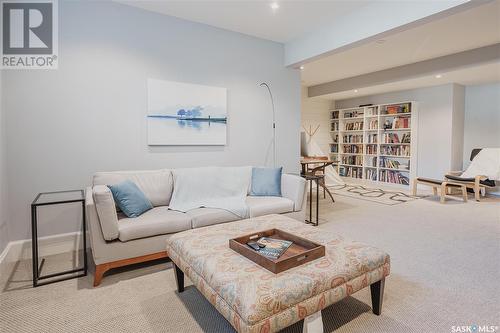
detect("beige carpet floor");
top-left (1, 188), bottom-right (499, 333)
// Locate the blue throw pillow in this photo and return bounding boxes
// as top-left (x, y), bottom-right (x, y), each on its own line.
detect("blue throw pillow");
top-left (250, 167), bottom-right (282, 197)
top-left (108, 180), bottom-right (153, 218)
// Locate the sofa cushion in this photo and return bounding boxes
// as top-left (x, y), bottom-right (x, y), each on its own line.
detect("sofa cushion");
top-left (93, 169), bottom-right (173, 207)
top-left (187, 208), bottom-right (240, 229)
top-left (117, 207), bottom-right (191, 242)
top-left (250, 167), bottom-right (282, 196)
top-left (245, 196), bottom-right (294, 217)
top-left (108, 180), bottom-right (153, 218)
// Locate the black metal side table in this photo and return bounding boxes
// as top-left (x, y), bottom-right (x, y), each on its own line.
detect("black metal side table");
top-left (303, 174), bottom-right (321, 226)
top-left (31, 190), bottom-right (87, 287)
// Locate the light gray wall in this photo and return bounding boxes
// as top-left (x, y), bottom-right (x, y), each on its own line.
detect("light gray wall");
top-left (2, 1), bottom-right (300, 242)
top-left (0, 69), bottom-right (8, 254)
top-left (335, 84), bottom-right (465, 179)
top-left (463, 83), bottom-right (500, 168)
top-left (451, 84), bottom-right (465, 171)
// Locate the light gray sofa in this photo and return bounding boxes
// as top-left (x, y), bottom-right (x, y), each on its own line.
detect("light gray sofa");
top-left (85, 168), bottom-right (307, 286)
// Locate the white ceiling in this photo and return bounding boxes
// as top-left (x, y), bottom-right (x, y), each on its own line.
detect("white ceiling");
top-left (314, 61), bottom-right (500, 101)
top-left (301, 0), bottom-right (500, 86)
top-left (114, 0), bottom-right (369, 43)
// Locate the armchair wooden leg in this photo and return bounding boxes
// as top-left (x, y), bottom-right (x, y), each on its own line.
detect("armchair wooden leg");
top-left (411, 181), bottom-right (417, 196)
top-left (461, 186), bottom-right (468, 202)
top-left (370, 279), bottom-right (385, 315)
top-left (440, 183), bottom-right (447, 204)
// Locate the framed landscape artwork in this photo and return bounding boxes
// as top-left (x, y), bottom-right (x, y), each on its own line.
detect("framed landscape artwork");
top-left (147, 78), bottom-right (227, 145)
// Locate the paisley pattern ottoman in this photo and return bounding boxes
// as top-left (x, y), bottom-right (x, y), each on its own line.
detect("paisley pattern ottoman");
top-left (166, 214), bottom-right (390, 333)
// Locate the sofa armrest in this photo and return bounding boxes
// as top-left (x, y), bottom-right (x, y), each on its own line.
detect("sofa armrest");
top-left (92, 185), bottom-right (120, 241)
top-left (281, 174), bottom-right (307, 212)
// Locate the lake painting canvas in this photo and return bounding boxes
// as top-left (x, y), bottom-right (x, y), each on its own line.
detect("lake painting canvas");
top-left (147, 79), bottom-right (227, 145)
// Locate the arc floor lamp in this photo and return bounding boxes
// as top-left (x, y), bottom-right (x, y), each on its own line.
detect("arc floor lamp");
top-left (259, 82), bottom-right (277, 167)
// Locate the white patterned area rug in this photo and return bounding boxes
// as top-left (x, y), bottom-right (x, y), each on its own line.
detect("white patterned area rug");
top-left (328, 184), bottom-right (422, 205)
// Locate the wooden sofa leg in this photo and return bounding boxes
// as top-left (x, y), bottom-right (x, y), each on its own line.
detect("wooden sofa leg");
top-left (174, 263), bottom-right (184, 293)
top-left (370, 279), bottom-right (385, 315)
top-left (94, 264), bottom-right (108, 287)
top-left (411, 181), bottom-right (418, 196)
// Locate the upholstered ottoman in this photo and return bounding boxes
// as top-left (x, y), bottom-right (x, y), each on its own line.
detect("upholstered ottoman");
top-left (166, 214), bottom-right (390, 333)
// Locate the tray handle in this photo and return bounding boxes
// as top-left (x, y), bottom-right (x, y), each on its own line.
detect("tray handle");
top-left (249, 234), bottom-right (260, 240)
top-left (296, 255), bottom-right (308, 262)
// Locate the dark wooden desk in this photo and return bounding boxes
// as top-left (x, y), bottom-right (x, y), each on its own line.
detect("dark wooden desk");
top-left (300, 158), bottom-right (336, 203)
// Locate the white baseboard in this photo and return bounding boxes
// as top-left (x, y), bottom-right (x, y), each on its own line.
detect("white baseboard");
top-left (0, 231), bottom-right (83, 265)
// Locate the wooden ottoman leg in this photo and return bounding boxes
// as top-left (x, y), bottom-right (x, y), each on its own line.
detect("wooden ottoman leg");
top-left (370, 279), bottom-right (385, 315)
top-left (461, 185), bottom-right (468, 202)
top-left (303, 310), bottom-right (323, 333)
top-left (173, 263), bottom-right (184, 293)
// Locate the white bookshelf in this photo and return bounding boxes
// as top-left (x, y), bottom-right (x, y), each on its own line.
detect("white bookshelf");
top-left (329, 102), bottom-right (418, 186)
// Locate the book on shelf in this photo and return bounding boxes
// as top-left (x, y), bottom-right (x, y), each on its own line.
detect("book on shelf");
top-left (379, 170), bottom-right (410, 185)
top-left (344, 121), bottom-right (364, 131)
top-left (343, 110), bottom-right (364, 118)
top-left (256, 237), bottom-right (292, 259)
top-left (366, 144), bottom-right (378, 154)
top-left (331, 110), bottom-right (339, 119)
top-left (343, 134), bottom-right (363, 143)
top-left (342, 144), bottom-right (363, 154)
top-left (383, 103), bottom-right (410, 115)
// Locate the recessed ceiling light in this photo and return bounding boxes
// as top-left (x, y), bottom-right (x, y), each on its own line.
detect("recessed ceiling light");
top-left (354, 89), bottom-right (358, 93)
top-left (435, 74), bottom-right (442, 79)
top-left (270, 2), bottom-right (279, 10)
top-left (299, 65), bottom-right (304, 70)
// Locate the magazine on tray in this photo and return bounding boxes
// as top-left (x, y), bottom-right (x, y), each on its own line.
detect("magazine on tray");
top-left (257, 237), bottom-right (292, 259)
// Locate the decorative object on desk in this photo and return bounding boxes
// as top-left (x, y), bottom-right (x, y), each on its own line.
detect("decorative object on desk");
top-left (147, 78), bottom-right (227, 145)
top-left (250, 167), bottom-right (282, 196)
top-left (259, 82), bottom-right (277, 167)
top-left (108, 180), bottom-right (152, 218)
top-left (328, 184), bottom-right (422, 205)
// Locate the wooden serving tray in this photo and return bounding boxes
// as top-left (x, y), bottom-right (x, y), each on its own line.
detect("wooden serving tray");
top-left (229, 229), bottom-right (325, 274)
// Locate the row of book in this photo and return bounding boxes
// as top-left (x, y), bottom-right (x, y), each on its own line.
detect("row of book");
top-left (343, 144), bottom-right (363, 154)
top-left (382, 103), bottom-right (410, 115)
top-left (330, 144), bottom-right (339, 153)
top-left (366, 168), bottom-right (377, 180)
top-left (341, 155), bottom-right (363, 166)
top-left (391, 116), bottom-right (410, 129)
top-left (366, 144), bottom-right (377, 155)
top-left (379, 170), bottom-right (410, 185)
top-left (343, 134), bottom-right (363, 143)
top-left (368, 119), bottom-right (378, 130)
top-left (380, 145), bottom-right (410, 156)
top-left (345, 121), bottom-right (363, 131)
top-left (331, 122), bottom-right (339, 131)
top-left (368, 156), bottom-right (377, 167)
top-left (366, 134), bottom-right (377, 143)
top-left (379, 157), bottom-right (401, 169)
top-left (339, 166), bottom-right (363, 178)
top-left (343, 109), bottom-right (364, 118)
top-left (382, 133), bottom-right (411, 144)
top-left (331, 110), bottom-right (340, 120)
top-left (379, 157), bottom-right (410, 170)
top-left (365, 106), bottom-right (378, 116)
